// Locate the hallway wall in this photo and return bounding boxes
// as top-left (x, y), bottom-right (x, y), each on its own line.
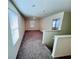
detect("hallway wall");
top-left (25, 17), bottom-right (40, 30)
top-left (42, 12), bottom-right (71, 48)
top-left (40, 12), bottom-right (64, 31)
top-left (24, 12), bottom-right (71, 48)
top-left (8, 1), bottom-right (25, 59)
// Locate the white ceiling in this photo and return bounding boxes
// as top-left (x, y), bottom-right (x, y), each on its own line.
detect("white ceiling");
top-left (12, 0), bottom-right (71, 17)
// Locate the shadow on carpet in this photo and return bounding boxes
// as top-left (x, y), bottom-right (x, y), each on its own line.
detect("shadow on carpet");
top-left (16, 39), bottom-right (53, 59)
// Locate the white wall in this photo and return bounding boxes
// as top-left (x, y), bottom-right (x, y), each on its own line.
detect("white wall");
top-left (25, 17), bottom-right (40, 30)
top-left (8, 1), bottom-right (25, 59)
top-left (52, 35), bottom-right (71, 57)
top-left (40, 12), bottom-right (64, 31)
top-left (41, 12), bottom-right (71, 48)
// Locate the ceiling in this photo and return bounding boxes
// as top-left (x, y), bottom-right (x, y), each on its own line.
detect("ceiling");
top-left (12, 0), bottom-right (71, 17)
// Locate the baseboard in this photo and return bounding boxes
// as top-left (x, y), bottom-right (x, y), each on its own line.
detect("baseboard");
top-left (52, 55), bottom-right (71, 59)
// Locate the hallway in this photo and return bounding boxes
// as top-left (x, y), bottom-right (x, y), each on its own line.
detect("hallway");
top-left (16, 31), bottom-right (53, 59)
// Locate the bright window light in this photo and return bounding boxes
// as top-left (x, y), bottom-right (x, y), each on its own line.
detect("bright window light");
top-left (52, 18), bottom-right (61, 30)
top-left (8, 9), bottom-right (19, 45)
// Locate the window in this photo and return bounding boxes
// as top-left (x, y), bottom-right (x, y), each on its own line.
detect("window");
top-left (52, 18), bottom-right (61, 30)
top-left (8, 9), bottom-right (19, 45)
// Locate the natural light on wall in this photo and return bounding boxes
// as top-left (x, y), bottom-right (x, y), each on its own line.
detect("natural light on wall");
top-left (8, 9), bottom-right (19, 45)
top-left (29, 20), bottom-right (35, 28)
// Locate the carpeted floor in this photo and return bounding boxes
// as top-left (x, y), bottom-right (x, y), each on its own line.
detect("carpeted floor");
top-left (16, 31), bottom-right (53, 59)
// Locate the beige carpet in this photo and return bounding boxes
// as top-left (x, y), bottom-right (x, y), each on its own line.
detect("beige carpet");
top-left (16, 31), bottom-right (52, 59)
